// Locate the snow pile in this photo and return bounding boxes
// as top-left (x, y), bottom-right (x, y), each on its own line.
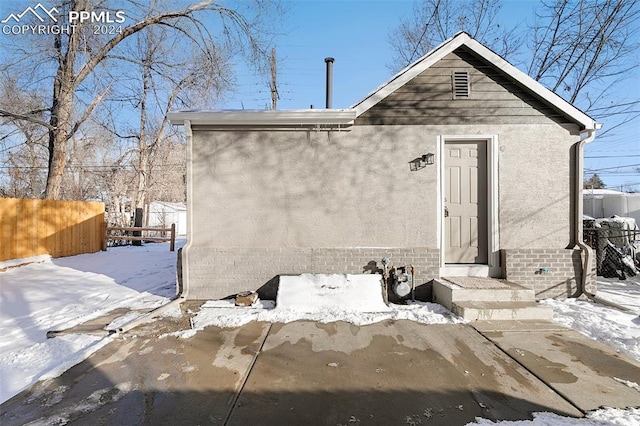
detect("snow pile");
top-left (0, 242), bottom-right (182, 404)
top-left (277, 274), bottom-right (392, 313)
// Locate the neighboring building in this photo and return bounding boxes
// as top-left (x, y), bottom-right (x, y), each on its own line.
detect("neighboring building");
top-left (169, 32), bottom-right (600, 300)
top-left (147, 201), bottom-right (187, 236)
top-left (584, 189), bottom-right (640, 225)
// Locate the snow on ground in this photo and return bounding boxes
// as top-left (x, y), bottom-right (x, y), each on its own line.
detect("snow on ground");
top-left (182, 273), bottom-right (462, 334)
top-left (596, 275), bottom-right (640, 313)
top-left (0, 241), bottom-right (183, 404)
top-left (540, 275), bottom-right (640, 362)
top-left (467, 407), bottom-right (640, 425)
top-left (1, 245), bottom-right (639, 424)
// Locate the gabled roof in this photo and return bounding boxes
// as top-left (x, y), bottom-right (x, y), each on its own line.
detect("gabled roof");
top-left (351, 32), bottom-right (599, 131)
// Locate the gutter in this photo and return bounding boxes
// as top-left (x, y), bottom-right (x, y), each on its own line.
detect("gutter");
top-left (167, 109), bottom-right (356, 128)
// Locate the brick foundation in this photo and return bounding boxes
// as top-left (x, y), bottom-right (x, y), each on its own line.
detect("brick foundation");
top-left (502, 248), bottom-right (587, 298)
top-left (183, 247), bottom-right (440, 300)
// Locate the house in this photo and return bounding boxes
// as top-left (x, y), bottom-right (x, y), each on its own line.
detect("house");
top-left (584, 189), bottom-right (640, 224)
top-left (169, 32), bottom-right (600, 301)
top-left (147, 201), bottom-right (187, 236)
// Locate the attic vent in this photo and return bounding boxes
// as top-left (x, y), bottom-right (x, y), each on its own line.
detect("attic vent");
top-left (452, 71), bottom-right (470, 98)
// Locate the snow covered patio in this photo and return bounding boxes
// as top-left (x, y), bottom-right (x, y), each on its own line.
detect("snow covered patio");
top-left (1, 244), bottom-right (640, 424)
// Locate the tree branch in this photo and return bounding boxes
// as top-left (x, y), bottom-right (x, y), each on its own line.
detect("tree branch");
top-left (0, 108), bottom-right (55, 130)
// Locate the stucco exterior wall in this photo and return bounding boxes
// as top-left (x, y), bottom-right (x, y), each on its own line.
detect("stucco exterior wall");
top-left (184, 121), bottom-right (582, 300)
top-left (497, 123), bottom-right (580, 249)
top-left (189, 125), bottom-right (438, 248)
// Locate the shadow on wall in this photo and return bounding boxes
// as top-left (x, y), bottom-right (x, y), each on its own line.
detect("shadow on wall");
top-left (534, 250), bottom-right (584, 298)
top-left (192, 125), bottom-right (437, 248)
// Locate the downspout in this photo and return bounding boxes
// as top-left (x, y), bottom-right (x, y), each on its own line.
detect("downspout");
top-left (574, 127), bottom-right (597, 299)
top-left (48, 120), bottom-right (192, 338)
top-left (574, 126), bottom-right (634, 312)
top-left (112, 120), bottom-right (193, 334)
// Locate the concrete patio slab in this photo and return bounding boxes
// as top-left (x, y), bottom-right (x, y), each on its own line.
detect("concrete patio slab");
top-left (474, 321), bottom-right (640, 412)
top-left (227, 320), bottom-right (581, 425)
top-left (6, 317), bottom-right (637, 425)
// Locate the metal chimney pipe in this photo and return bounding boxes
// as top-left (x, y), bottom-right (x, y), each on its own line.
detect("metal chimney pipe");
top-left (324, 57), bottom-right (334, 109)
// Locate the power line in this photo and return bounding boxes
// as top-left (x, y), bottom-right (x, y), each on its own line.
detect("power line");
top-left (0, 163), bottom-right (184, 170)
top-left (585, 155), bottom-right (640, 158)
top-left (585, 163), bottom-right (640, 172)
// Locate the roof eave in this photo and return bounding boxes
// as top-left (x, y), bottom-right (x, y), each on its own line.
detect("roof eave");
top-left (463, 38), bottom-right (598, 131)
top-left (352, 32), bottom-right (599, 131)
top-left (168, 109), bottom-right (357, 128)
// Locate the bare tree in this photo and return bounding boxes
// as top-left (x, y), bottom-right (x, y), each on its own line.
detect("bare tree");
top-left (0, 77), bottom-right (49, 197)
top-left (121, 25), bottom-right (231, 219)
top-left (527, 0), bottom-right (640, 136)
top-left (0, 0), bottom-right (276, 200)
top-left (388, 0), bottom-right (521, 70)
top-left (387, 0), bottom-right (639, 138)
top-left (146, 137), bottom-right (187, 204)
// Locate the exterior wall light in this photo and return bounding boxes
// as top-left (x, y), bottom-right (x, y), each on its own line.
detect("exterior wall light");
top-left (409, 153), bottom-right (435, 171)
top-left (421, 153), bottom-right (435, 165)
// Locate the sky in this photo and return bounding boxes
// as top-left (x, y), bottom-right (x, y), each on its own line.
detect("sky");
top-left (1, 239), bottom-right (639, 423)
top-left (0, 0), bottom-right (637, 191)
top-left (221, 0), bottom-right (640, 192)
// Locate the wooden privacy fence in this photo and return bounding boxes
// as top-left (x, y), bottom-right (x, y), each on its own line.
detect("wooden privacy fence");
top-left (0, 198), bottom-right (105, 262)
top-left (103, 223), bottom-right (176, 251)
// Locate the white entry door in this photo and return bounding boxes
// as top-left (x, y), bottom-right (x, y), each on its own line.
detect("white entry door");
top-left (444, 141), bottom-right (488, 264)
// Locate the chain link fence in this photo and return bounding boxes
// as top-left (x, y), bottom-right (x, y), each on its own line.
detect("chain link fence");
top-left (584, 219), bottom-right (640, 279)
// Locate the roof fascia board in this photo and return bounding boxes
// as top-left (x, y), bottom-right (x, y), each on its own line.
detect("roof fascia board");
top-left (168, 109), bottom-right (356, 128)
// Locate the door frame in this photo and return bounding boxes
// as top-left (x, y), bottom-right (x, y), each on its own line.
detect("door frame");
top-left (438, 135), bottom-right (500, 277)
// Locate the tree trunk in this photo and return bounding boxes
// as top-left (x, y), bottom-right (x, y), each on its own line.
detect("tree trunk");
top-left (134, 60), bottom-right (150, 218)
top-left (135, 148), bottom-right (149, 212)
top-left (44, 86), bottom-right (74, 200)
top-left (44, 0), bottom-right (85, 200)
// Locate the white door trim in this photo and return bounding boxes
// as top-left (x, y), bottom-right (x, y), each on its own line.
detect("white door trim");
top-left (437, 135), bottom-right (500, 277)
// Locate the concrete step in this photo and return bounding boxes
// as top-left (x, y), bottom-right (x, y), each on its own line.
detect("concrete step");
top-left (451, 301), bottom-right (554, 321)
top-left (433, 277), bottom-right (536, 310)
